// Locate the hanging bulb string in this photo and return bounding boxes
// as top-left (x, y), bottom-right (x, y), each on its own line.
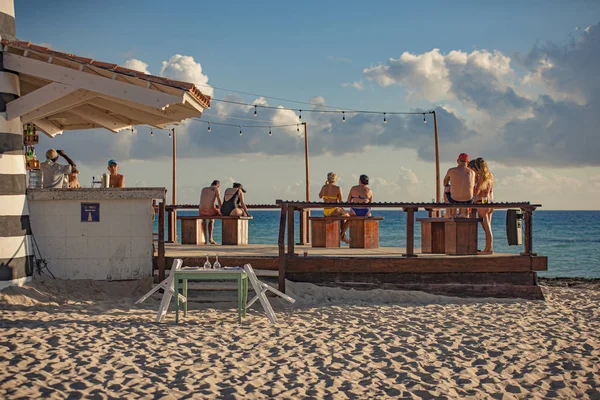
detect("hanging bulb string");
top-left (192, 119), bottom-right (305, 129)
top-left (210, 97), bottom-right (434, 116)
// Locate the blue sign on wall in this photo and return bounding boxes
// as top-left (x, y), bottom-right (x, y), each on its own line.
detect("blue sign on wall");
top-left (81, 203), bottom-right (100, 222)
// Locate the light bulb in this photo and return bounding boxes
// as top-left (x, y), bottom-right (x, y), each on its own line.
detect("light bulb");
top-left (342, 111), bottom-right (346, 122)
top-left (383, 113), bottom-right (387, 124)
top-left (150, 130), bottom-right (154, 136)
top-left (131, 127), bottom-right (135, 134)
top-left (207, 123), bottom-right (211, 132)
top-left (299, 110), bottom-right (302, 120)
top-left (297, 125), bottom-right (300, 132)
top-left (168, 132), bottom-right (171, 138)
top-left (423, 113), bottom-right (427, 124)
top-left (254, 105), bottom-right (257, 117)
top-left (239, 126), bottom-right (242, 136)
top-left (269, 127), bottom-right (272, 136)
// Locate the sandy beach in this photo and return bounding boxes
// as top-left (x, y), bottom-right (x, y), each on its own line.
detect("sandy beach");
top-left (1, 277), bottom-right (599, 399)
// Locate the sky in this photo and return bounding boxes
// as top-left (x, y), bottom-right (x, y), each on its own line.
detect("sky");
top-left (16, 0), bottom-right (600, 209)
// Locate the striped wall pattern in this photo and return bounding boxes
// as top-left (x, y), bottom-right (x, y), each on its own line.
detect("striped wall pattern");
top-left (0, 41), bottom-right (34, 288)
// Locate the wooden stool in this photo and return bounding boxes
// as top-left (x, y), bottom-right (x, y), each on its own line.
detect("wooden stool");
top-left (309, 218), bottom-right (340, 248)
top-left (179, 217), bottom-right (206, 245)
top-left (445, 218), bottom-right (481, 255)
top-left (417, 218), bottom-right (447, 254)
top-left (221, 217), bottom-right (251, 245)
top-left (349, 217), bottom-right (383, 249)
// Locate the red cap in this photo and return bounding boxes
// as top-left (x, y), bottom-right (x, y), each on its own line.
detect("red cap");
top-left (458, 153), bottom-right (469, 163)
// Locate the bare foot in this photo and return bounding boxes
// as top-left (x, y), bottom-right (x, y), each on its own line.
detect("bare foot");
top-left (341, 234), bottom-right (350, 244)
top-left (209, 239), bottom-right (217, 245)
top-left (478, 249), bottom-right (493, 255)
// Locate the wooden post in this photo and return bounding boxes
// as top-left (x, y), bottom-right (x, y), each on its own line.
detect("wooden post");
top-left (299, 123), bottom-right (310, 244)
top-left (521, 208), bottom-right (535, 256)
top-left (278, 204), bottom-right (288, 293)
top-left (158, 201), bottom-right (166, 282)
top-left (172, 127), bottom-right (177, 242)
top-left (167, 208), bottom-right (174, 243)
top-left (403, 207), bottom-right (416, 257)
top-left (287, 206), bottom-right (295, 255)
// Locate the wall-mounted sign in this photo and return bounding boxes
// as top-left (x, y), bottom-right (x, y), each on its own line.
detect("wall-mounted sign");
top-left (81, 203), bottom-right (100, 222)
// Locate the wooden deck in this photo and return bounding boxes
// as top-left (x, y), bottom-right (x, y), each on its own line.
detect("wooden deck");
top-left (156, 243), bottom-right (548, 300)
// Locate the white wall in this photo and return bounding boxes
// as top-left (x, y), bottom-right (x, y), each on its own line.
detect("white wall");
top-left (28, 198), bottom-right (153, 280)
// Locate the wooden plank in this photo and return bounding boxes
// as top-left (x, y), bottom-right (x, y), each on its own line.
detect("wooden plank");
top-left (32, 119), bottom-right (63, 137)
top-left (67, 104), bottom-right (131, 132)
top-left (158, 201), bottom-right (166, 282)
top-left (278, 205), bottom-right (288, 292)
top-left (445, 219), bottom-right (478, 255)
top-left (287, 206), bottom-right (295, 255)
top-left (287, 271), bottom-right (539, 285)
top-left (180, 218), bottom-right (205, 245)
top-left (6, 82), bottom-right (77, 120)
top-left (284, 255), bottom-right (548, 273)
top-left (21, 90), bottom-right (97, 123)
top-left (404, 208), bottom-right (416, 257)
top-left (222, 218), bottom-right (249, 245)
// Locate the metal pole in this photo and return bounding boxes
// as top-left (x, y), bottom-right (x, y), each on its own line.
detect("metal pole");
top-left (433, 111), bottom-right (441, 204)
top-left (304, 122), bottom-right (310, 202)
top-left (303, 123), bottom-right (311, 244)
top-left (172, 128), bottom-right (177, 242)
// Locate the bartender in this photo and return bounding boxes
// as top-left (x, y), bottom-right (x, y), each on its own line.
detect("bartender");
top-left (40, 149), bottom-right (76, 189)
top-left (107, 160), bottom-right (125, 188)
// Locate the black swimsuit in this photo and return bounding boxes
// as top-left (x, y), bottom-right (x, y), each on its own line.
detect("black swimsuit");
top-left (220, 190), bottom-right (241, 216)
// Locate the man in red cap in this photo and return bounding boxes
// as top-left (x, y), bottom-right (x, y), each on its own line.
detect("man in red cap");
top-left (443, 153), bottom-right (476, 217)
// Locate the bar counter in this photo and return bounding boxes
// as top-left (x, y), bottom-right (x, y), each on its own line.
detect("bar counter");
top-left (27, 188), bottom-right (165, 281)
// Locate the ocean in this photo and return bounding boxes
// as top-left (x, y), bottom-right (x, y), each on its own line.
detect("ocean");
top-left (156, 210), bottom-right (600, 278)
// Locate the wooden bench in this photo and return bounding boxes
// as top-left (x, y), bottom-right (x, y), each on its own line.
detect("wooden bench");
top-left (308, 216), bottom-right (384, 249)
top-left (177, 216), bottom-right (253, 245)
top-left (417, 217), bottom-right (482, 255)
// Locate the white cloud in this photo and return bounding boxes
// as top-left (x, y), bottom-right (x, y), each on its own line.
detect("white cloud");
top-left (123, 59), bottom-right (151, 74)
top-left (159, 54), bottom-right (213, 97)
top-left (342, 81), bottom-right (365, 90)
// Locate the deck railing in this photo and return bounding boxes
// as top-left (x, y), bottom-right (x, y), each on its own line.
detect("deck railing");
top-left (154, 200), bottom-right (540, 287)
top-left (274, 200), bottom-right (541, 292)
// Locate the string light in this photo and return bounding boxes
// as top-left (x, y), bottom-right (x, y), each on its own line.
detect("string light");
top-left (423, 113), bottom-right (427, 124)
top-left (342, 111), bottom-right (346, 122)
top-left (239, 126), bottom-right (242, 136)
top-left (168, 131), bottom-right (172, 138)
top-left (299, 110), bottom-right (302, 120)
top-left (254, 105), bottom-right (257, 117)
top-left (383, 113), bottom-right (387, 124)
top-left (207, 122), bottom-right (211, 132)
top-left (297, 124), bottom-right (300, 132)
top-left (150, 129), bottom-right (154, 136)
top-left (269, 127), bottom-right (272, 136)
top-left (131, 127), bottom-right (135, 134)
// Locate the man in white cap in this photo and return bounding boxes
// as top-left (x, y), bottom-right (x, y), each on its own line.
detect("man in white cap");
top-left (40, 149), bottom-right (77, 189)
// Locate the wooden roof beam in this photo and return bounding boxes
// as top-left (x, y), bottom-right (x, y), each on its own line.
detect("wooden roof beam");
top-left (20, 90), bottom-right (97, 124)
top-left (33, 119), bottom-right (63, 137)
top-left (67, 105), bottom-right (132, 133)
top-left (6, 82), bottom-right (77, 120)
top-left (4, 53), bottom-right (184, 110)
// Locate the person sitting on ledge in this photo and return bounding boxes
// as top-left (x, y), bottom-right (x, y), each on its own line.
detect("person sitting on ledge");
top-left (199, 180), bottom-right (223, 245)
top-left (220, 183), bottom-right (250, 218)
top-left (40, 149), bottom-right (76, 189)
top-left (443, 153), bottom-right (475, 217)
top-left (319, 172), bottom-right (351, 244)
top-left (107, 160), bottom-right (125, 188)
top-left (348, 174), bottom-right (373, 217)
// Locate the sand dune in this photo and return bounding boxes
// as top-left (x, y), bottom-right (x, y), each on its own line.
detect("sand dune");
top-left (0, 277), bottom-right (599, 399)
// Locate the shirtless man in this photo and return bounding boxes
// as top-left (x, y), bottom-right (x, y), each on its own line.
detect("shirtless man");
top-left (199, 180), bottom-right (222, 244)
top-left (443, 153), bottom-right (476, 217)
top-left (107, 160), bottom-right (125, 188)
